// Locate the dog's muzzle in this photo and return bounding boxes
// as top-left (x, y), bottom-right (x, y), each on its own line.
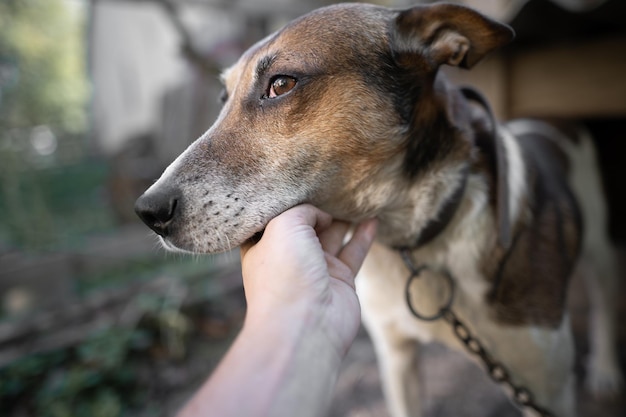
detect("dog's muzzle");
top-left (134, 187), bottom-right (181, 237)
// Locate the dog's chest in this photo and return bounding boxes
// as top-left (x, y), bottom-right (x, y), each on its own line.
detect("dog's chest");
top-left (357, 236), bottom-right (493, 345)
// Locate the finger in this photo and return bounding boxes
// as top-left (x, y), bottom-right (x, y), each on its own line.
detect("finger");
top-left (324, 252), bottom-right (356, 289)
top-left (266, 204), bottom-right (333, 235)
top-left (337, 218), bottom-right (378, 275)
top-left (241, 204), bottom-right (332, 262)
top-left (318, 220), bottom-right (351, 256)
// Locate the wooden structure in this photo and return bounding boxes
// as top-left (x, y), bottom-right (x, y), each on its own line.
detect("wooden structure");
top-left (445, 0), bottom-right (626, 120)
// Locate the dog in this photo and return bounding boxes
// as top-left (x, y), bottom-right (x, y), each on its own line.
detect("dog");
top-left (134, 2), bottom-right (623, 416)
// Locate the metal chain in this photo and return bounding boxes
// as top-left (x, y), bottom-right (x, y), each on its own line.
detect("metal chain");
top-left (401, 250), bottom-right (555, 417)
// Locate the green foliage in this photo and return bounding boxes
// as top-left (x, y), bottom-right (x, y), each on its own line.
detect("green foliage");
top-left (0, 328), bottom-right (138, 416)
top-left (0, 351), bottom-right (67, 398)
top-left (0, 0), bottom-right (89, 131)
top-left (0, 295), bottom-right (192, 417)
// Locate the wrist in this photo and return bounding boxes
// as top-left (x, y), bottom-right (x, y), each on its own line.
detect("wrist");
top-left (243, 303), bottom-right (331, 352)
top-left (239, 304), bottom-right (345, 417)
top-left (244, 292), bottom-right (357, 359)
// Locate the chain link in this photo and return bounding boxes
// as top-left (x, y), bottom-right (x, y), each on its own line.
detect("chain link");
top-left (401, 250), bottom-right (555, 417)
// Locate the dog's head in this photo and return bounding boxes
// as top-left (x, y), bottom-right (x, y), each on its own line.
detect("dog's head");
top-left (135, 2), bottom-right (513, 253)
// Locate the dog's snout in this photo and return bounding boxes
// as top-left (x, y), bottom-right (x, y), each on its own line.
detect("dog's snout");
top-left (134, 188), bottom-right (181, 237)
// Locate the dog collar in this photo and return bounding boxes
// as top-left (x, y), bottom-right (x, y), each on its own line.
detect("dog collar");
top-left (396, 166), bottom-right (469, 251)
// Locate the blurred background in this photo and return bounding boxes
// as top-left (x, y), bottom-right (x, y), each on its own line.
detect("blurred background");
top-left (0, 0), bottom-right (624, 416)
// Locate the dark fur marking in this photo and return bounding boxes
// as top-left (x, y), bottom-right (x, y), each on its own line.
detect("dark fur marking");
top-left (404, 110), bottom-right (460, 179)
top-left (485, 130), bottom-right (582, 327)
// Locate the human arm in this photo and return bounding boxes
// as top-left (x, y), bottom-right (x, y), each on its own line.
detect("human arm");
top-left (177, 204), bottom-right (378, 417)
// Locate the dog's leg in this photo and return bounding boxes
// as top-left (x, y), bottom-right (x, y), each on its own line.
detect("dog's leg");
top-left (580, 244), bottom-right (623, 397)
top-left (567, 128), bottom-right (624, 397)
top-left (368, 325), bottom-right (422, 417)
top-left (359, 246), bottom-right (424, 417)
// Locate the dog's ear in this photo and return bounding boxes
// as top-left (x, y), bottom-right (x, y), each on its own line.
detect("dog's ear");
top-left (391, 3), bottom-right (514, 70)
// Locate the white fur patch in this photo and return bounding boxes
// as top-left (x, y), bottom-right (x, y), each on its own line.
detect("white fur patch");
top-left (498, 125), bottom-right (527, 226)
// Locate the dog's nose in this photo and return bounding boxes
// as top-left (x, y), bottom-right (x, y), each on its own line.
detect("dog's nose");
top-left (134, 187), bottom-right (181, 236)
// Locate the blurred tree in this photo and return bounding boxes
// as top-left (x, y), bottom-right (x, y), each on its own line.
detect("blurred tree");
top-left (0, 0), bottom-right (88, 133)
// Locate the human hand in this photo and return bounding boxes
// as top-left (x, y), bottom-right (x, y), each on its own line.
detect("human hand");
top-left (177, 205), bottom-right (376, 417)
top-left (240, 204), bottom-right (377, 355)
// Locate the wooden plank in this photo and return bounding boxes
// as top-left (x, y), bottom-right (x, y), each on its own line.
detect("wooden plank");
top-left (445, 36), bottom-right (626, 119)
top-left (508, 36), bottom-right (626, 118)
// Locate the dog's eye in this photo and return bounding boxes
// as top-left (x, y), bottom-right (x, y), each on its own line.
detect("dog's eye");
top-left (268, 75), bottom-right (296, 98)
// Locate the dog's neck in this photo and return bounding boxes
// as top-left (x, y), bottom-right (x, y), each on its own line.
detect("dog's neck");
top-left (373, 78), bottom-right (495, 251)
top-left (373, 161), bottom-right (471, 249)
top-left (392, 165), bottom-right (469, 251)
